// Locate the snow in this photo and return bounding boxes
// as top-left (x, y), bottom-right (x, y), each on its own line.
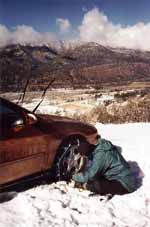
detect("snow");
top-left (23, 99), bottom-right (64, 115)
top-left (23, 98), bottom-right (94, 116)
top-left (0, 123), bottom-right (150, 227)
top-left (96, 94), bottom-right (114, 105)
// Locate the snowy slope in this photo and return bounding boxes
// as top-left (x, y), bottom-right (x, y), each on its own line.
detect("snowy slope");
top-left (0, 123), bottom-right (150, 227)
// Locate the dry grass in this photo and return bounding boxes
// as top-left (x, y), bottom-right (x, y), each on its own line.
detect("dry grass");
top-left (73, 94), bottom-right (150, 124)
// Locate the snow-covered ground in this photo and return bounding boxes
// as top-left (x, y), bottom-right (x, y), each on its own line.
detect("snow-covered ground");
top-left (0, 123), bottom-right (150, 227)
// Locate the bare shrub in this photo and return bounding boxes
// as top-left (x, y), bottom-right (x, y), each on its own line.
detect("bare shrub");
top-left (114, 90), bottom-right (138, 101)
top-left (72, 95), bottom-right (150, 124)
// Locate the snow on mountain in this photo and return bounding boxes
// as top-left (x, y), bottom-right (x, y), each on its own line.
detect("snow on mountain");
top-left (0, 123), bottom-right (150, 227)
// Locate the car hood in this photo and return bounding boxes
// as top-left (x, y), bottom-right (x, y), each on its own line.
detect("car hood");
top-left (36, 114), bottom-right (97, 139)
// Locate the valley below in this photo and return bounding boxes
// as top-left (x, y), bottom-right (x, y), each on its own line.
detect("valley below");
top-left (1, 83), bottom-right (150, 124)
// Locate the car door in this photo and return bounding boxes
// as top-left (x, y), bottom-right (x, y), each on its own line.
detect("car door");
top-left (0, 99), bottom-right (48, 185)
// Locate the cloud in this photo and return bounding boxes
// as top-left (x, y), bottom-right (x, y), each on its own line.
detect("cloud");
top-left (56, 18), bottom-right (71, 33)
top-left (0, 25), bottom-right (11, 47)
top-left (82, 6), bottom-right (88, 12)
top-left (79, 8), bottom-right (150, 50)
top-left (0, 24), bottom-right (57, 47)
top-left (0, 10), bottom-right (150, 51)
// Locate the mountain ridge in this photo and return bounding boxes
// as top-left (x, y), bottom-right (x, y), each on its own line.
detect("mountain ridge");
top-left (0, 42), bottom-right (150, 92)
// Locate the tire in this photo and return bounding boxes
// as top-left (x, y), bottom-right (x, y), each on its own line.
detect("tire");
top-left (54, 136), bottom-right (90, 181)
top-left (0, 191), bottom-right (17, 203)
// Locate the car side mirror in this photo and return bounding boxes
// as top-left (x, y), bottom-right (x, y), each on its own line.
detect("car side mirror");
top-left (11, 118), bottom-right (25, 132)
top-left (27, 113), bottom-right (38, 125)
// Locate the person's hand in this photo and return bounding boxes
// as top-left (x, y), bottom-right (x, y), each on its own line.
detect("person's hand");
top-left (74, 181), bottom-right (83, 189)
top-left (68, 179), bottom-right (82, 188)
top-left (74, 181), bottom-right (88, 190)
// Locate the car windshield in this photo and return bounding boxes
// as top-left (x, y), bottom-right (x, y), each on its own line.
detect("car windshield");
top-left (0, 100), bottom-right (24, 134)
top-left (0, 104), bottom-right (16, 114)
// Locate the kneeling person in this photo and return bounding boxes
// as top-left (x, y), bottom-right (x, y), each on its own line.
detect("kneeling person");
top-left (72, 139), bottom-right (136, 196)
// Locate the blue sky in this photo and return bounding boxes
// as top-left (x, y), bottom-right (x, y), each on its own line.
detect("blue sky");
top-left (1, 0), bottom-right (150, 32)
top-left (0, 0), bottom-right (150, 50)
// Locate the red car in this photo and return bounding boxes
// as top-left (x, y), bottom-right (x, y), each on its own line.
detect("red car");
top-left (0, 97), bottom-right (99, 187)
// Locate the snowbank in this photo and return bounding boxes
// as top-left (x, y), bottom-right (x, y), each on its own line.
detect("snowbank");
top-left (0, 123), bottom-right (150, 227)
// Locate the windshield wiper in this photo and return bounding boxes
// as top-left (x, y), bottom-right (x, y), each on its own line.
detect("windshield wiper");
top-left (32, 78), bottom-right (55, 113)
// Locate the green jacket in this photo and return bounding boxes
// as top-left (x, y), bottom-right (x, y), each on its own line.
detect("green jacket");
top-left (73, 139), bottom-right (136, 192)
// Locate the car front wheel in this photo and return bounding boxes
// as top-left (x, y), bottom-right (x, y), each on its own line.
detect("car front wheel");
top-left (54, 136), bottom-right (90, 181)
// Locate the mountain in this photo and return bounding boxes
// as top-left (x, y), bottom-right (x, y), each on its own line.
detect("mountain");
top-left (0, 44), bottom-right (75, 91)
top-left (0, 43), bottom-right (150, 92)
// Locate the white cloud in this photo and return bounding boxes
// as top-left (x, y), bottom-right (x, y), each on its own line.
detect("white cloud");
top-left (0, 24), bottom-right (57, 47)
top-left (79, 8), bottom-right (150, 51)
top-left (56, 18), bottom-right (71, 33)
top-left (0, 25), bottom-right (11, 47)
top-left (0, 10), bottom-right (150, 51)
